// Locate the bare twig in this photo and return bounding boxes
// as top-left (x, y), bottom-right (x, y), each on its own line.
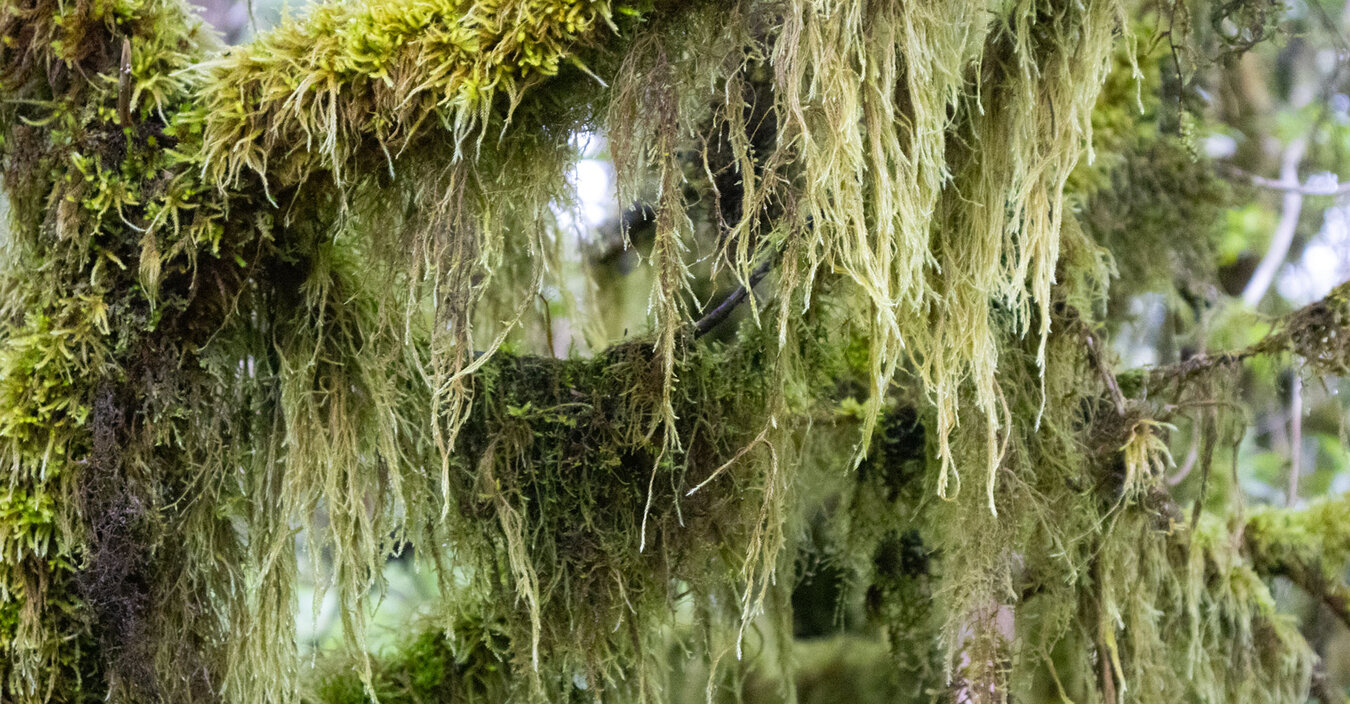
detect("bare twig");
top-left (1244, 171), bottom-right (1350, 197)
top-left (692, 255), bottom-right (776, 338)
top-left (1312, 664), bottom-right (1349, 704)
top-left (1084, 328), bottom-right (1127, 417)
top-left (1272, 558), bottom-right (1350, 631)
top-left (1227, 161), bottom-right (1350, 197)
top-left (1099, 636), bottom-right (1118, 704)
top-left (537, 293), bottom-right (557, 358)
top-left (1243, 138), bottom-right (1308, 307)
top-left (1058, 303), bottom-right (1126, 416)
top-left (117, 38), bottom-right (132, 130)
top-left (1167, 432), bottom-right (1201, 486)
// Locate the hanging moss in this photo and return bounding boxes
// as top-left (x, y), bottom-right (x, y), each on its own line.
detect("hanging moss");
top-left (433, 337), bottom-right (779, 698)
top-left (1, 0), bottom-right (1345, 703)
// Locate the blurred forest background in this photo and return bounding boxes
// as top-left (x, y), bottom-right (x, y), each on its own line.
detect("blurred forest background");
top-left (185, 0), bottom-right (1350, 696)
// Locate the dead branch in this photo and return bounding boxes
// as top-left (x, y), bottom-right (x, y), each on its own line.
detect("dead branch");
top-left (692, 254), bottom-right (776, 338)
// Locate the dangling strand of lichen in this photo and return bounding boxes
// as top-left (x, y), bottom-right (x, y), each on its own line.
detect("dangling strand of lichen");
top-left (606, 35), bottom-right (698, 555)
top-left (766, 0), bottom-right (989, 481)
top-left (916, 0), bottom-right (1125, 513)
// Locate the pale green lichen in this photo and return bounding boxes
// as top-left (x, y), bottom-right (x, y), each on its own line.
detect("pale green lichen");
top-left (0, 1), bottom-right (1341, 703)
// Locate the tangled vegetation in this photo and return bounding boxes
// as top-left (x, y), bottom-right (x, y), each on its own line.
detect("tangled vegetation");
top-left (2, 0), bottom-right (1350, 702)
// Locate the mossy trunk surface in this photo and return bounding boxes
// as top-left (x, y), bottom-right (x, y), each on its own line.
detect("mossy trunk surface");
top-left (0, 0), bottom-right (1343, 702)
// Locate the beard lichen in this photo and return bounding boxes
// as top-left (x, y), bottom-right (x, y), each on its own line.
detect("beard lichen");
top-left (0, 0), bottom-right (1343, 703)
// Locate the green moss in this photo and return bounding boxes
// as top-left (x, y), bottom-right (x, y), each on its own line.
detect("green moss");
top-left (1074, 36), bottom-right (1239, 318)
top-left (1246, 492), bottom-right (1350, 581)
top-left (188, 0), bottom-right (638, 192)
top-left (0, 1), bottom-right (1337, 703)
top-left (431, 327), bottom-right (814, 699)
top-left (0, 0), bottom-right (216, 699)
top-left (306, 617), bottom-right (516, 704)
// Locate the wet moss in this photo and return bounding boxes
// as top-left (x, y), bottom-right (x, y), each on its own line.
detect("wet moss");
top-left (0, 1), bottom-right (1339, 703)
top-left (306, 617), bottom-right (516, 704)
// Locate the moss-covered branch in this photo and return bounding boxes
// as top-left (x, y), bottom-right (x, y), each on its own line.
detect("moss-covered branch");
top-left (190, 0), bottom-right (661, 192)
top-left (1247, 493), bottom-right (1350, 629)
top-left (2, 0), bottom-right (1340, 703)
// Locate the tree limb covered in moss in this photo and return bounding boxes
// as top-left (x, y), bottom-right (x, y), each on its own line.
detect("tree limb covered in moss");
top-left (1245, 493), bottom-right (1350, 630)
top-left (1144, 279), bottom-right (1350, 388)
top-left (2, 1), bottom-right (1344, 703)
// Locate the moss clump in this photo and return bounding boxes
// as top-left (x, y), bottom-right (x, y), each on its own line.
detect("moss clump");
top-left (435, 326), bottom-right (825, 700)
top-left (190, 0), bottom-right (634, 192)
top-left (305, 616), bottom-right (516, 704)
top-left (1074, 35), bottom-right (1239, 320)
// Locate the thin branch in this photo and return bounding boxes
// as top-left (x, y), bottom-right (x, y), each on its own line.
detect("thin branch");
top-left (1243, 138), bottom-right (1308, 307)
top-left (117, 37), bottom-right (132, 130)
top-left (1084, 327), bottom-right (1127, 417)
top-left (1143, 277), bottom-right (1350, 384)
top-left (1270, 557), bottom-right (1350, 631)
top-left (692, 255), bottom-right (776, 338)
top-left (1227, 161), bottom-right (1350, 197)
top-left (1311, 665), bottom-right (1348, 704)
top-left (1058, 304), bottom-right (1127, 416)
top-left (1167, 432), bottom-right (1201, 486)
top-left (1147, 349), bottom-right (1255, 384)
top-left (1246, 500), bottom-right (1350, 634)
top-left (1245, 171), bottom-right (1350, 197)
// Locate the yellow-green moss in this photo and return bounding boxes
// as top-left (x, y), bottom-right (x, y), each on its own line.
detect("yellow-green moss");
top-left (0, 1), bottom-right (1338, 703)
